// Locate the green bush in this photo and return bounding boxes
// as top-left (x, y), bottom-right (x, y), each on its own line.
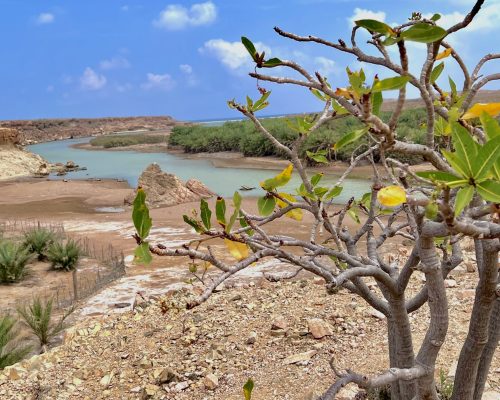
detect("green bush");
top-left (169, 109), bottom-right (428, 165)
top-left (0, 315), bottom-right (31, 369)
top-left (22, 227), bottom-right (56, 261)
top-left (17, 297), bottom-right (73, 349)
top-left (47, 240), bottom-right (80, 271)
top-left (0, 241), bottom-right (32, 283)
top-left (89, 134), bottom-right (166, 148)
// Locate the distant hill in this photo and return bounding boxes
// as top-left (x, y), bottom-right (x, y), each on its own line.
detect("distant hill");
top-left (381, 89), bottom-right (500, 111)
top-left (0, 116), bottom-right (186, 145)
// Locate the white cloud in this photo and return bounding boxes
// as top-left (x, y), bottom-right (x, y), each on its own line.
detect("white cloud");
top-left (179, 64), bottom-right (198, 87)
top-left (100, 56), bottom-right (130, 70)
top-left (80, 68), bottom-right (107, 91)
top-left (424, 3), bottom-right (500, 32)
top-left (200, 39), bottom-right (271, 71)
top-left (141, 73), bottom-right (175, 91)
top-left (116, 83), bottom-right (133, 93)
top-left (314, 57), bottom-right (339, 77)
top-left (348, 8), bottom-right (385, 26)
top-left (121, 5), bottom-right (129, 12)
top-left (36, 13), bottom-right (55, 25)
top-left (153, 1), bottom-right (216, 30)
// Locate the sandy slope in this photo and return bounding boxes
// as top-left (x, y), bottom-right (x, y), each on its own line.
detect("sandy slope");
top-left (0, 145), bottom-right (47, 180)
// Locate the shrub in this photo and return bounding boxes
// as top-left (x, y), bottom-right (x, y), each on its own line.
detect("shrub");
top-left (17, 297), bottom-right (73, 350)
top-left (47, 240), bottom-right (80, 271)
top-left (0, 315), bottom-right (31, 369)
top-left (89, 134), bottom-right (166, 148)
top-left (0, 241), bottom-right (32, 283)
top-left (22, 227), bottom-right (56, 261)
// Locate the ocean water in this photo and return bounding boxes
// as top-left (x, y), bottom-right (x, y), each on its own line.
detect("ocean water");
top-left (28, 137), bottom-right (370, 199)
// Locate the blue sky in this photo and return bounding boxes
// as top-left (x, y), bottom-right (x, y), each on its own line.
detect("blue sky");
top-left (0, 0), bottom-right (498, 121)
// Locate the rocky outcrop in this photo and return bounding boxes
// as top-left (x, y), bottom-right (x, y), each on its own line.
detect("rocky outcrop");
top-left (0, 116), bottom-right (187, 145)
top-left (125, 163), bottom-right (214, 207)
top-left (0, 128), bottom-right (21, 145)
top-left (0, 145), bottom-right (48, 180)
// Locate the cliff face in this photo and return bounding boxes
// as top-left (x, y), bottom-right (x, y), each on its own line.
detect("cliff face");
top-left (0, 116), bottom-right (184, 145)
top-left (0, 145), bottom-right (48, 180)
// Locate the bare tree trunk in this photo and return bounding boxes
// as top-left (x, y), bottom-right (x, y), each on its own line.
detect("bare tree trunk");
top-left (387, 296), bottom-right (417, 400)
top-left (415, 237), bottom-right (449, 400)
top-left (451, 240), bottom-right (499, 400)
top-left (473, 295), bottom-right (500, 400)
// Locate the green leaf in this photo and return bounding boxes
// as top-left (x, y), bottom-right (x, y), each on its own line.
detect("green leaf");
top-left (246, 96), bottom-right (254, 110)
top-left (333, 128), bottom-right (369, 151)
top-left (263, 57), bottom-right (282, 67)
top-left (314, 186), bottom-right (329, 198)
top-left (132, 188), bottom-right (152, 241)
top-left (476, 180), bottom-right (500, 203)
top-left (371, 76), bottom-right (410, 92)
top-left (347, 207), bottom-right (360, 224)
top-left (473, 135), bottom-right (500, 181)
top-left (480, 112), bottom-right (500, 140)
top-left (134, 243), bottom-right (152, 264)
top-left (401, 23), bottom-right (447, 43)
top-left (431, 13), bottom-right (441, 22)
top-left (200, 199), bottom-right (212, 230)
top-left (416, 170), bottom-right (464, 186)
top-left (310, 88), bottom-right (328, 101)
top-left (239, 212), bottom-right (254, 236)
top-left (325, 186), bottom-right (343, 199)
top-left (310, 172), bottom-right (324, 187)
top-left (183, 215), bottom-right (204, 233)
top-left (355, 19), bottom-right (394, 35)
top-left (430, 62), bottom-right (444, 84)
top-left (449, 76), bottom-right (457, 99)
top-left (455, 185), bottom-right (474, 216)
top-left (241, 37), bottom-right (257, 60)
top-left (451, 123), bottom-right (478, 176)
top-left (306, 151), bottom-right (328, 164)
top-left (372, 91), bottom-right (383, 116)
top-left (332, 100), bottom-right (349, 115)
top-left (257, 196), bottom-right (276, 216)
top-left (253, 91), bottom-right (271, 111)
top-left (243, 378), bottom-right (254, 400)
top-left (442, 150), bottom-right (470, 179)
top-left (226, 192), bottom-right (242, 233)
top-left (215, 197), bottom-right (226, 227)
top-left (382, 36), bottom-right (402, 46)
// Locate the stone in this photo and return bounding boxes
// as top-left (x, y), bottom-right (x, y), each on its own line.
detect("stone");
top-left (99, 373), bottom-right (113, 386)
top-left (456, 289), bottom-right (475, 300)
top-left (203, 373), bottom-right (219, 390)
top-left (0, 128), bottom-right (21, 145)
top-left (444, 279), bottom-right (457, 288)
top-left (367, 309), bottom-right (386, 320)
top-left (307, 318), bottom-right (334, 339)
top-left (482, 391), bottom-right (500, 400)
top-left (124, 163), bottom-right (214, 207)
top-left (271, 316), bottom-right (288, 331)
top-left (173, 381), bottom-right (189, 392)
top-left (283, 350), bottom-right (317, 365)
top-left (158, 368), bottom-right (179, 384)
top-left (66, 160), bottom-right (77, 169)
top-left (246, 331), bottom-right (258, 345)
top-left (185, 179), bottom-right (215, 198)
top-left (465, 261), bottom-right (476, 273)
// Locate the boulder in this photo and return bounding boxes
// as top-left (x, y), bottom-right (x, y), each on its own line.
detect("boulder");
top-left (186, 179), bottom-right (215, 198)
top-left (307, 318), bottom-right (334, 339)
top-left (125, 163), bottom-right (214, 207)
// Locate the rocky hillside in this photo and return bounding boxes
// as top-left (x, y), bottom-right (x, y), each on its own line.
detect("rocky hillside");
top-left (0, 145), bottom-right (48, 180)
top-left (0, 116), bottom-right (185, 145)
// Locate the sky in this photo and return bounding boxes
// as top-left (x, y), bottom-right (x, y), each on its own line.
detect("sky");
top-left (0, 0), bottom-right (498, 121)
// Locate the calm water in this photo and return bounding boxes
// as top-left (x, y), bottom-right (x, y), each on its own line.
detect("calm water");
top-left (28, 137), bottom-right (370, 199)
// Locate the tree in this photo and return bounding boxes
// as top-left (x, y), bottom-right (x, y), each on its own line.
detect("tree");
top-left (133, 1), bottom-right (499, 399)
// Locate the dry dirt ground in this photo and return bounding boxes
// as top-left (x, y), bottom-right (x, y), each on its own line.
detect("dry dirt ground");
top-left (0, 179), bottom-right (498, 399)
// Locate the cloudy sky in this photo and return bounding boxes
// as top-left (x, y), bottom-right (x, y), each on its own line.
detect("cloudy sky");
top-left (0, 0), bottom-right (498, 121)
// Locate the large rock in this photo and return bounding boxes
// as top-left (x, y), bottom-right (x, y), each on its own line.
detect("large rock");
top-left (125, 163), bottom-right (214, 207)
top-left (0, 128), bottom-right (21, 145)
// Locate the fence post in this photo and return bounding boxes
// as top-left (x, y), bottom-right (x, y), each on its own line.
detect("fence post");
top-left (72, 268), bottom-right (78, 301)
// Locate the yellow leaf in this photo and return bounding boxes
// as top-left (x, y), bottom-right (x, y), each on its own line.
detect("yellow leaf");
top-left (276, 192), bottom-right (303, 221)
top-left (260, 164), bottom-right (293, 191)
top-left (224, 238), bottom-right (249, 261)
top-left (462, 103), bottom-right (500, 120)
top-left (334, 87), bottom-right (353, 98)
top-left (377, 186), bottom-right (407, 207)
top-left (436, 48), bottom-right (453, 60)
